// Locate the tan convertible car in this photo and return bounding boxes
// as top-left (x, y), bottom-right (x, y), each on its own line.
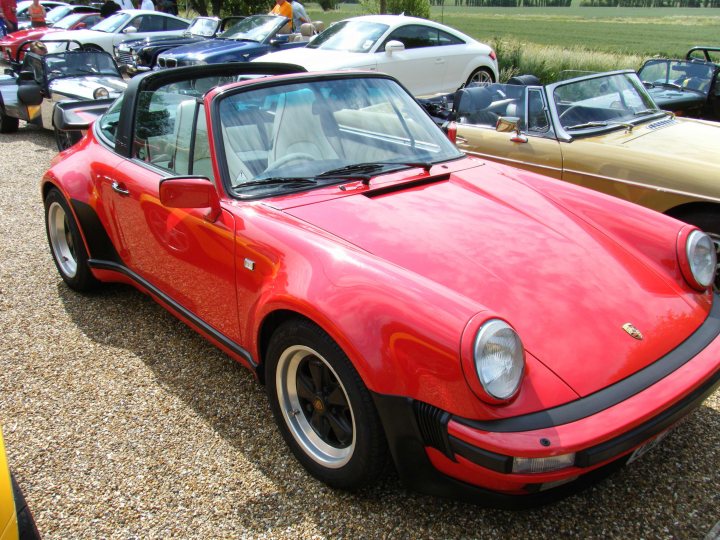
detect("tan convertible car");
top-left (422, 69), bottom-right (720, 282)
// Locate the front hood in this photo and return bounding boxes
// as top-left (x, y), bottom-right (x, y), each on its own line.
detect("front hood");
top-left (50, 76), bottom-right (127, 98)
top-left (283, 165), bottom-right (705, 396)
top-left (160, 38), bottom-right (258, 60)
top-left (617, 118), bottom-right (720, 163)
top-left (258, 47), bottom-right (376, 71)
top-left (0, 28), bottom-right (45, 45)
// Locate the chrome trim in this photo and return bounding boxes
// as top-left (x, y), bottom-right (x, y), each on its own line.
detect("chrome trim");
top-left (463, 150), bottom-right (563, 175)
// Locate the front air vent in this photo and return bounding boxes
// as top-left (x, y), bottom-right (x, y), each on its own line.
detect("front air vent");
top-left (413, 401), bottom-right (453, 458)
top-left (648, 118), bottom-right (676, 130)
top-left (363, 174), bottom-right (450, 199)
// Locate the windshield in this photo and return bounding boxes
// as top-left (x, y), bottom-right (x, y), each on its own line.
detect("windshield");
top-left (552, 73), bottom-right (660, 132)
top-left (54, 12), bottom-right (90, 29)
top-left (638, 59), bottom-right (714, 96)
top-left (46, 6), bottom-right (71, 24)
top-left (44, 51), bottom-right (120, 81)
top-left (217, 77), bottom-right (462, 196)
top-left (219, 15), bottom-right (285, 42)
top-left (187, 17), bottom-right (219, 37)
top-left (15, 1), bottom-right (31, 15)
top-left (91, 12), bottom-right (131, 33)
top-left (307, 20), bottom-right (388, 52)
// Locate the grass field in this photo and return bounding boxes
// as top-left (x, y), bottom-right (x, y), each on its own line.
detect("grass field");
top-left (302, 3), bottom-right (720, 80)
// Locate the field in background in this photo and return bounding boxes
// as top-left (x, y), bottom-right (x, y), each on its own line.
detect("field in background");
top-left (303, 3), bottom-right (720, 81)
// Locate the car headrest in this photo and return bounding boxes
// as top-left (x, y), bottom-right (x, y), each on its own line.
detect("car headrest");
top-left (454, 86), bottom-right (493, 117)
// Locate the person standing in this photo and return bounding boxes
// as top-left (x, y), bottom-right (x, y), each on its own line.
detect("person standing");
top-left (1, 0), bottom-right (17, 33)
top-left (140, 0), bottom-right (154, 10)
top-left (100, 0), bottom-right (120, 17)
top-left (290, 0), bottom-right (309, 32)
top-left (118, 0), bottom-right (134, 9)
top-left (28, 0), bottom-right (46, 27)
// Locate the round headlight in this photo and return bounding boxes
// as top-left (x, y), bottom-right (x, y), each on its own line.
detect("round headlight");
top-left (473, 319), bottom-right (525, 401)
top-left (685, 230), bottom-right (716, 289)
top-left (93, 87), bottom-right (109, 99)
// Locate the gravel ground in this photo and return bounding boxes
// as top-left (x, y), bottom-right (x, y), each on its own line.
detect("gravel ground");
top-left (0, 123), bottom-right (719, 540)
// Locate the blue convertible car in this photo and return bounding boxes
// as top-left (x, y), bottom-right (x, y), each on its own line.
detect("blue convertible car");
top-left (155, 15), bottom-right (307, 68)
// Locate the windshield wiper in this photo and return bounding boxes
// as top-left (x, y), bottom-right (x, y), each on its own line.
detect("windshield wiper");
top-left (657, 82), bottom-right (684, 91)
top-left (316, 162), bottom-right (432, 184)
top-left (236, 177), bottom-right (318, 189)
top-left (564, 120), bottom-right (636, 132)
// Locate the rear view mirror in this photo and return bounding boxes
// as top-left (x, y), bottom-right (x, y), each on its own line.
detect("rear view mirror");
top-left (122, 26), bottom-right (137, 34)
top-left (496, 116), bottom-right (520, 133)
top-left (159, 176), bottom-right (221, 222)
top-left (385, 40), bottom-right (405, 55)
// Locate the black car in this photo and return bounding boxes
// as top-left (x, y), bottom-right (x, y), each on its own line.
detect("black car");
top-left (638, 46), bottom-right (720, 120)
top-left (114, 15), bottom-right (244, 75)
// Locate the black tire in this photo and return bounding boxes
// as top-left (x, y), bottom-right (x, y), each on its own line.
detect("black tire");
top-left (676, 209), bottom-right (720, 291)
top-left (0, 108), bottom-right (19, 134)
top-left (44, 188), bottom-right (99, 292)
top-left (54, 128), bottom-right (82, 152)
top-left (265, 319), bottom-right (388, 490)
top-left (466, 67), bottom-right (494, 87)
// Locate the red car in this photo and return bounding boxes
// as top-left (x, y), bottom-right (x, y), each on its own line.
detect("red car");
top-left (0, 12), bottom-right (102, 64)
top-left (44, 63), bottom-right (720, 505)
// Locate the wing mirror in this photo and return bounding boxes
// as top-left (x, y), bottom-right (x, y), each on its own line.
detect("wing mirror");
top-left (496, 116), bottom-right (528, 143)
top-left (75, 22), bottom-right (86, 29)
top-left (122, 25), bottom-right (138, 34)
top-left (385, 40), bottom-right (405, 55)
top-left (159, 176), bottom-right (221, 222)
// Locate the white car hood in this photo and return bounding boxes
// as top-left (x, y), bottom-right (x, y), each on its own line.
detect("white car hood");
top-left (43, 30), bottom-right (109, 49)
top-left (50, 76), bottom-right (127, 99)
top-left (256, 47), bottom-right (377, 71)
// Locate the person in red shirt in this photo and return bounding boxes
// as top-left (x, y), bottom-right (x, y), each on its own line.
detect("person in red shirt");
top-left (1, 0), bottom-right (17, 33)
top-left (28, 0), bottom-right (45, 28)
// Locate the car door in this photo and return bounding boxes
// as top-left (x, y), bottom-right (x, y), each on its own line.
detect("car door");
top-left (435, 28), bottom-right (476, 92)
top-left (455, 86), bottom-right (564, 178)
top-left (374, 24), bottom-right (447, 96)
top-left (99, 82), bottom-right (241, 344)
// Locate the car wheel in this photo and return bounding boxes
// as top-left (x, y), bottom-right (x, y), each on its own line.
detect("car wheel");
top-left (0, 108), bottom-right (19, 133)
top-left (678, 210), bottom-right (720, 291)
top-left (265, 319), bottom-right (388, 490)
top-left (44, 188), bottom-right (99, 292)
top-left (466, 67), bottom-right (494, 87)
top-left (54, 128), bottom-right (82, 152)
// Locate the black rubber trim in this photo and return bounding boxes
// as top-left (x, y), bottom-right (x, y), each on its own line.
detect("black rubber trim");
top-left (87, 259), bottom-right (256, 367)
top-left (362, 174), bottom-right (450, 198)
top-left (454, 296), bottom-right (720, 433)
top-left (449, 436), bottom-right (512, 473)
top-left (69, 199), bottom-right (122, 264)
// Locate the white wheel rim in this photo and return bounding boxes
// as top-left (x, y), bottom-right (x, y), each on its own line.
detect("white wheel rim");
top-left (48, 201), bottom-right (78, 278)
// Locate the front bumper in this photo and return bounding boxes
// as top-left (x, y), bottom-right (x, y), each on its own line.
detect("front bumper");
top-left (372, 297), bottom-right (720, 507)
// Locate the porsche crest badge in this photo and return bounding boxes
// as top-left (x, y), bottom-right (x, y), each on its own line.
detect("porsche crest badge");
top-left (622, 323), bottom-right (643, 340)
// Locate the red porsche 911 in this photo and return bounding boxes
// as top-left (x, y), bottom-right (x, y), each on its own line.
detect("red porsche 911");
top-left (43, 62), bottom-right (720, 506)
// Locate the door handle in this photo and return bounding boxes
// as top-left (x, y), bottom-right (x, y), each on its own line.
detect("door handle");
top-left (455, 136), bottom-right (468, 144)
top-left (111, 180), bottom-right (130, 195)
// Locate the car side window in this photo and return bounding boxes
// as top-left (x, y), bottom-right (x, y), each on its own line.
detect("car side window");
top-left (527, 89), bottom-right (550, 133)
top-left (98, 96), bottom-right (124, 145)
top-left (382, 25), bottom-right (437, 50)
top-left (437, 29), bottom-right (464, 46)
top-left (133, 88), bottom-right (214, 181)
top-left (134, 15), bottom-right (165, 32)
top-left (165, 17), bottom-right (187, 31)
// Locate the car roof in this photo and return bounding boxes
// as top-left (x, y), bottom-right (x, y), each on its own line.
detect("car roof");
top-left (335, 14), bottom-right (472, 39)
top-left (117, 9), bottom-right (186, 19)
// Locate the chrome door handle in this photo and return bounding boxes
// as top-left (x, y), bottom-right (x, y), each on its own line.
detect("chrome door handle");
top-left (455, 136), bottom-right (468, 144)
top-left (111, 180), bottom-right (129, 195)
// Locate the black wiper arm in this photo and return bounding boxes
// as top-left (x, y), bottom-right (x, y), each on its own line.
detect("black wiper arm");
top-left (658, 82), bottom-right (684, 91)
top-left (565, 120), bottom-right (636, 132)
top-left (633, 108), bottom-right (660, 116)
top-left (316, 162), bottom-right (432, 183)
top-left (236, 177), bottom-right (317, 189)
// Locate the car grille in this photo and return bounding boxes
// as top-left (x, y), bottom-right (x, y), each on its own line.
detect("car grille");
top-left (158, 57), bottom-right (177, 68)
top-left (116, 50), bottom-right (133, 66)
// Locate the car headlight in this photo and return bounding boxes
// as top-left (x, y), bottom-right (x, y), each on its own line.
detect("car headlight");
top-left (93, 87), bottom-right (109, 99)
top-left (680, 229), bottom-right (716, 290)
top-left (473, 319), bottom-right (525, 401)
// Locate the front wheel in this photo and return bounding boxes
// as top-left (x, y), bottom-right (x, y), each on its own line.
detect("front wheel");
top-left (44, 188), bottom-right (99, 291)
top-left (466, 67), bottom-right (494, 87)
top-left (265, 319), bottom-right (388, 490)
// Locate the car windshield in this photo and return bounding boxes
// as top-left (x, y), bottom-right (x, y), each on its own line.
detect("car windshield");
top-left (15, 1), bottom-right (32, 16)
top-left (187, 17), bottom-right (219, 37)
top-left (46, 6), bottom-right (71, 24)
top-left (307, 20), bottom-right (389, 53)
top-left (638, 59), bottom-right (714, 96)
top-left (552, 72), bottom-right (661, 132)
top-left (219, 15), bottom-right (285, 42)
top-left (91, 12), bottom-right (131, 33)
top-left (54, 12), bottom-right (89, 29)
top-left (216, 76), bottom-right (462, 196)
top-left (44, 51), bottom-right (120, 81)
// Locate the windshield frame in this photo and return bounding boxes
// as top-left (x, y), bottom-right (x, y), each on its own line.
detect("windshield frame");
top-left (211, 73), bottom-right (463, 200)
top-left (306, 20), bottom-right (390, 53)
top-left (546, 69), bottom-right (666, 140)
top-left (218, 15), bottom-right (288, 43)
top-left (53, 12), bottom-right (93, 30)
top-left (91, 12), bottom-right (132, 33)
top-left (638, 58), bottom-right (715, 97)
top-left (43, 50), bottom-right (122, 82)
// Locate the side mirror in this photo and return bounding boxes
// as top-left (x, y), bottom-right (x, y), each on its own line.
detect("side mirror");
top-left (385, 40), bottom-right (405, 55)
top-left (496, 116), bottom-right (528, 143)
top-left (159, 176), bottom-right (221, 222)
top-left (75, 22), bottom-right (86, 29)
top-left (122, 25), bottom-right (138, 34)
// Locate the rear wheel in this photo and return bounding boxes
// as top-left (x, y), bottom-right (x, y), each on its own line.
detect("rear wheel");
top-left (265, 319), bottom-right (388, 490)
top-left (44, 188), bottom-right (98, 291)
top-left (466, 67), bottom-right (494, 87)
top-left (0, 108), bottom-right (19, 133)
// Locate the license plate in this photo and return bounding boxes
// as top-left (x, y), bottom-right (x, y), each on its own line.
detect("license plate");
top-left (626, 429), bottom-right (672, 465)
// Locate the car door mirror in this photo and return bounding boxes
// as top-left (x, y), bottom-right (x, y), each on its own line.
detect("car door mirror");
top-left (18, 81), bottom-right (43, 105)
top-left (496, 116), bottom-right (528, 143)
top-left (385, 40), bottom-right (405, 55)
top-left (123, 26), bottom-right (138, 34)
top-left (159, 176), bottom-right (221, 222)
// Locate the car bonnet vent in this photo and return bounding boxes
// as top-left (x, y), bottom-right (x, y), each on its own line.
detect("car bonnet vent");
top-left (648, 117), bottom-right (676, 130)
top-left (363, 174), bottom-right (450, 198)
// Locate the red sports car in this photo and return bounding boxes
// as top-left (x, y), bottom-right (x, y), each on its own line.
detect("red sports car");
top-left (0, 12), bottom-right (103, 64)
top-left (44, 63), bottom-right (720, 505)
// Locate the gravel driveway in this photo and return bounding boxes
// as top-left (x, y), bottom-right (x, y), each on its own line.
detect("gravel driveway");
top-left (0, 124), bottom-right (718, 540)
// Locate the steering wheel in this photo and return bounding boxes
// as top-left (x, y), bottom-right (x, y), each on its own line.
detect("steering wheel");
top-left (559, 105), bottom-right (580, 121)
top-left (263, 152), bottom-right (317, 174)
